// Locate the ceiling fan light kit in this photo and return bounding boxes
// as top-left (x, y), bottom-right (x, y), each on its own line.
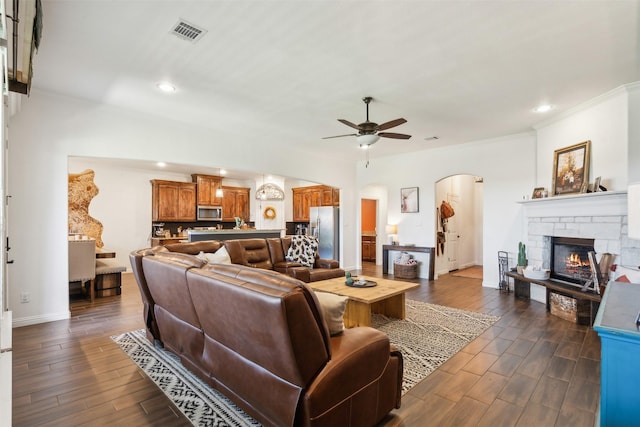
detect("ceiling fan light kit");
top-left (357, 134), bottom-right (380, 147)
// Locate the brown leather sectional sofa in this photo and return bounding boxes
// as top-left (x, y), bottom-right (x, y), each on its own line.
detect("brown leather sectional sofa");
top-left (129, 248), bottom-right (403, 427)
top-left (163, 236), bottom-right (346, 282)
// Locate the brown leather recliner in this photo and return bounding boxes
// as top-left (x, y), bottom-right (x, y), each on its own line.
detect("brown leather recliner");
top-left (135, 254), bottom-right (403, 427)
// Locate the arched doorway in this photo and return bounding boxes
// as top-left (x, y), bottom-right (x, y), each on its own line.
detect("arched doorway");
top-left (435, 174), bottom-right (484, 277)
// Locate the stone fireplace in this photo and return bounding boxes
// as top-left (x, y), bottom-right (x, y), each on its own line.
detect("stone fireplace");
top-left (549, 237), bottom-right (595, 285)
top-left (521, 191), bottom-right (638, 303)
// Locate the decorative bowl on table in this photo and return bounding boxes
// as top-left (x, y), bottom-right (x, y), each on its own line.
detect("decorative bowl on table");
top-left (523, 268), bottom-right (550, 280)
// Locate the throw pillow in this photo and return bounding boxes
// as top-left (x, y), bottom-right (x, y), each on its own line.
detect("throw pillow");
top-left (314, 291), bottom-right (348, 336)
top-left (286, 235), bottom-right (318, 267)
top-left (196, 251), bottom-right (209, 263)
top-left (204, 246), bottom-right (232, 264)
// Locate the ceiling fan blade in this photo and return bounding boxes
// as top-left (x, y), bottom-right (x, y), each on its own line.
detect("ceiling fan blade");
top-left (378, 132), bottom-right (412, 140)
top-left (338, 119), bottom-right (361, 130)
top-left (322, 133), bottom-right (357, 140)
top-left (377, 118), bottom-right (407, 131)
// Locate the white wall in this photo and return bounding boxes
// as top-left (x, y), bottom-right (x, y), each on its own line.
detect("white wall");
top-left (628, 83), bottom-right (640, 184)
top-left (357, 132), bottom-right (537, 288)
top-left (8, 90), bottom-right (357, 326)
top-left (534, 84), bottom-right (634, 192)
top-left (68, 158), bottom-right (201, 269)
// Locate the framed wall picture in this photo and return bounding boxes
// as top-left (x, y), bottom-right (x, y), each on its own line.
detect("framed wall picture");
top-left (552, 140), bottom-right (591, 196)
top-left (401, 187), bottom-right (419, 213)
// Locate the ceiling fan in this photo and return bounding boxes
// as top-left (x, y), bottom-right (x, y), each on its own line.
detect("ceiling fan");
top-left (323, 97), bottom-right (411, 147)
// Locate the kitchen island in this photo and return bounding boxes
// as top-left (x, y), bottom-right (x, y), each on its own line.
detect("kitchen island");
top-left (188, 229), bottom-right (284, 242)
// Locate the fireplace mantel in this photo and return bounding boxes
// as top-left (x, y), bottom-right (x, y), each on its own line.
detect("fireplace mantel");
top-left (520, 189), bottom-right (633, 304)
top-left (519, 190), bottom-right (627, 218)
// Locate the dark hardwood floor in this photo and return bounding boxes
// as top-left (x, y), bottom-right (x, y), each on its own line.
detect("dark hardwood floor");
top-left (12, 264), bottom-right (600, 426)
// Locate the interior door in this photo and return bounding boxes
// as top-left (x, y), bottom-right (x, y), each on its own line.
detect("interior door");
top-left (447, 212), bottom-right (459, 271)
top-left (360, 199), bottom-right (377, 262)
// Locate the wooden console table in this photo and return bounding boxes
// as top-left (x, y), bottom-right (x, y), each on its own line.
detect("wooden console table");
top-left (382, 245), bottom-right (435, 280)
top-left (505, 271), bottom-right (601, 325)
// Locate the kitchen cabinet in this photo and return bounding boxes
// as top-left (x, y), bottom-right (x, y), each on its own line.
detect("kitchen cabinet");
top-left (292, 185), bottom-right (339, 222)
top-left (362, 235), bottom-right (376, 261)
top-left (222, 186), bottom-right (250, 221)
top-left (293, 190), bottom-right (305, 222)
top-left (151, 180), bottom-right (196, 222)
top-left (192, 174), bottom-right (223, 207)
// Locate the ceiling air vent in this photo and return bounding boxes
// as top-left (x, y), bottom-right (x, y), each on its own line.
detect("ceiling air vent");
top-left (170, 19), bottom-right (207, 43)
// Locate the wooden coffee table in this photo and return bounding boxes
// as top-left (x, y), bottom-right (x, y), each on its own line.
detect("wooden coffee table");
top-left (310, 276), bottom-right (419, 328)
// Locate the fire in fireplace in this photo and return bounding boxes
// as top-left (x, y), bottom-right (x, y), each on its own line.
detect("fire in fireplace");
top-left (551, 237), bottom-right (595, 285)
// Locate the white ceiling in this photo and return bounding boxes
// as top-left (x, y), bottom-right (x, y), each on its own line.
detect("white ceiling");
top-left (30, 1), bottom-right (640, 175)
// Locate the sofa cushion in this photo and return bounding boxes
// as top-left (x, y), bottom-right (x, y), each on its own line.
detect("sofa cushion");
top-left (315, 291), bottom-right (348, 335)
top-left (196, 246), bottom-right (232, 264)
top-left (224, 239), bottom-right (273, 269)
top-left (286, 235), bottom-right (319, 267)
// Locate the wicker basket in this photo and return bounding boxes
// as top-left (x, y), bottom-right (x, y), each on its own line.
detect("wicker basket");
top-left (394, 262), bottom-right (418, 279)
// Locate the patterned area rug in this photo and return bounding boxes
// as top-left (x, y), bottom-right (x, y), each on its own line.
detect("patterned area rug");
top-left (112, 329), bottom-right (260, 426)
top-left (372, 300), bottom-right (499, 393)
top-left (112, 300), bottom-right (499, 426)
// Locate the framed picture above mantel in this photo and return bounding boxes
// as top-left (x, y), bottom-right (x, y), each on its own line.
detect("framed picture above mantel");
top-left (552, 140), bottom-right (591, 196)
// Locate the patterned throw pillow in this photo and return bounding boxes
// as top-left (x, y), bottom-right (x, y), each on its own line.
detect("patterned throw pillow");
top-left (286, 235), bottom-right (319, 267)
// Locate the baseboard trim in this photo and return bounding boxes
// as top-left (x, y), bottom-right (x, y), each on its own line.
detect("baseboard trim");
top-left (12, 311), bottom-right (70, 328)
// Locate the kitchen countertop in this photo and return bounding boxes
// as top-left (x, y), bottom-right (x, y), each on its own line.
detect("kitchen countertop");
top-left (187, 229), bottom-right (284, 242)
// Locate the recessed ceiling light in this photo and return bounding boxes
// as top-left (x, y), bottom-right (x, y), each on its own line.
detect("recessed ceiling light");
top-left (157, 162), bottom-right (167, 167)
top-left (534, 104), bottom-right (554, 113)
top-left (219, 169), bottom-right (227, 175)
top-left (157, 82), bottom-right (176, 93)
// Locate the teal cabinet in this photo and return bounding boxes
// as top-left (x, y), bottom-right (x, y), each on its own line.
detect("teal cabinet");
top-left (593, 281), bottom-right (640, 426)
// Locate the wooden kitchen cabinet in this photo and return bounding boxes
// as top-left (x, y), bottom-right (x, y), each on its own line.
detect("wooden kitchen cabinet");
top-left (221, 186), bottom-right (250, 221)
top-left (292, 185), bottom-right (339, 222)
top-left (151, 180), bottom-right (196, 222)
top-left (362, 235), bottom-right (376, 262)
top-left (192, 174), bottom-right (223, 206)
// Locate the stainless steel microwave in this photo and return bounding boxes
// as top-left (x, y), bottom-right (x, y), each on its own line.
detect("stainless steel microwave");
top-left (197, 206), bottom-right (222, 221)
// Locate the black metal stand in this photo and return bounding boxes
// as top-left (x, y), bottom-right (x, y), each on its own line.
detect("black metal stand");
top-left (498, 251), bottom-right (510, 293)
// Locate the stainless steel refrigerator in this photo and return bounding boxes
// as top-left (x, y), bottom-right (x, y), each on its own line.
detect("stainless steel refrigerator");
top-left (309, 206), bottom-right (340, 260)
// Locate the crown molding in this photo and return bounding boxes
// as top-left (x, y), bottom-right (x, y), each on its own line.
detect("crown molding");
top-left (533, 81), bottom-right (640, 130)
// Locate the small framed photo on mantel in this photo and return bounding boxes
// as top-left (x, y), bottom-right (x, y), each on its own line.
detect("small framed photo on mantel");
top-left (532, 187), bottom-right (546, 199)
